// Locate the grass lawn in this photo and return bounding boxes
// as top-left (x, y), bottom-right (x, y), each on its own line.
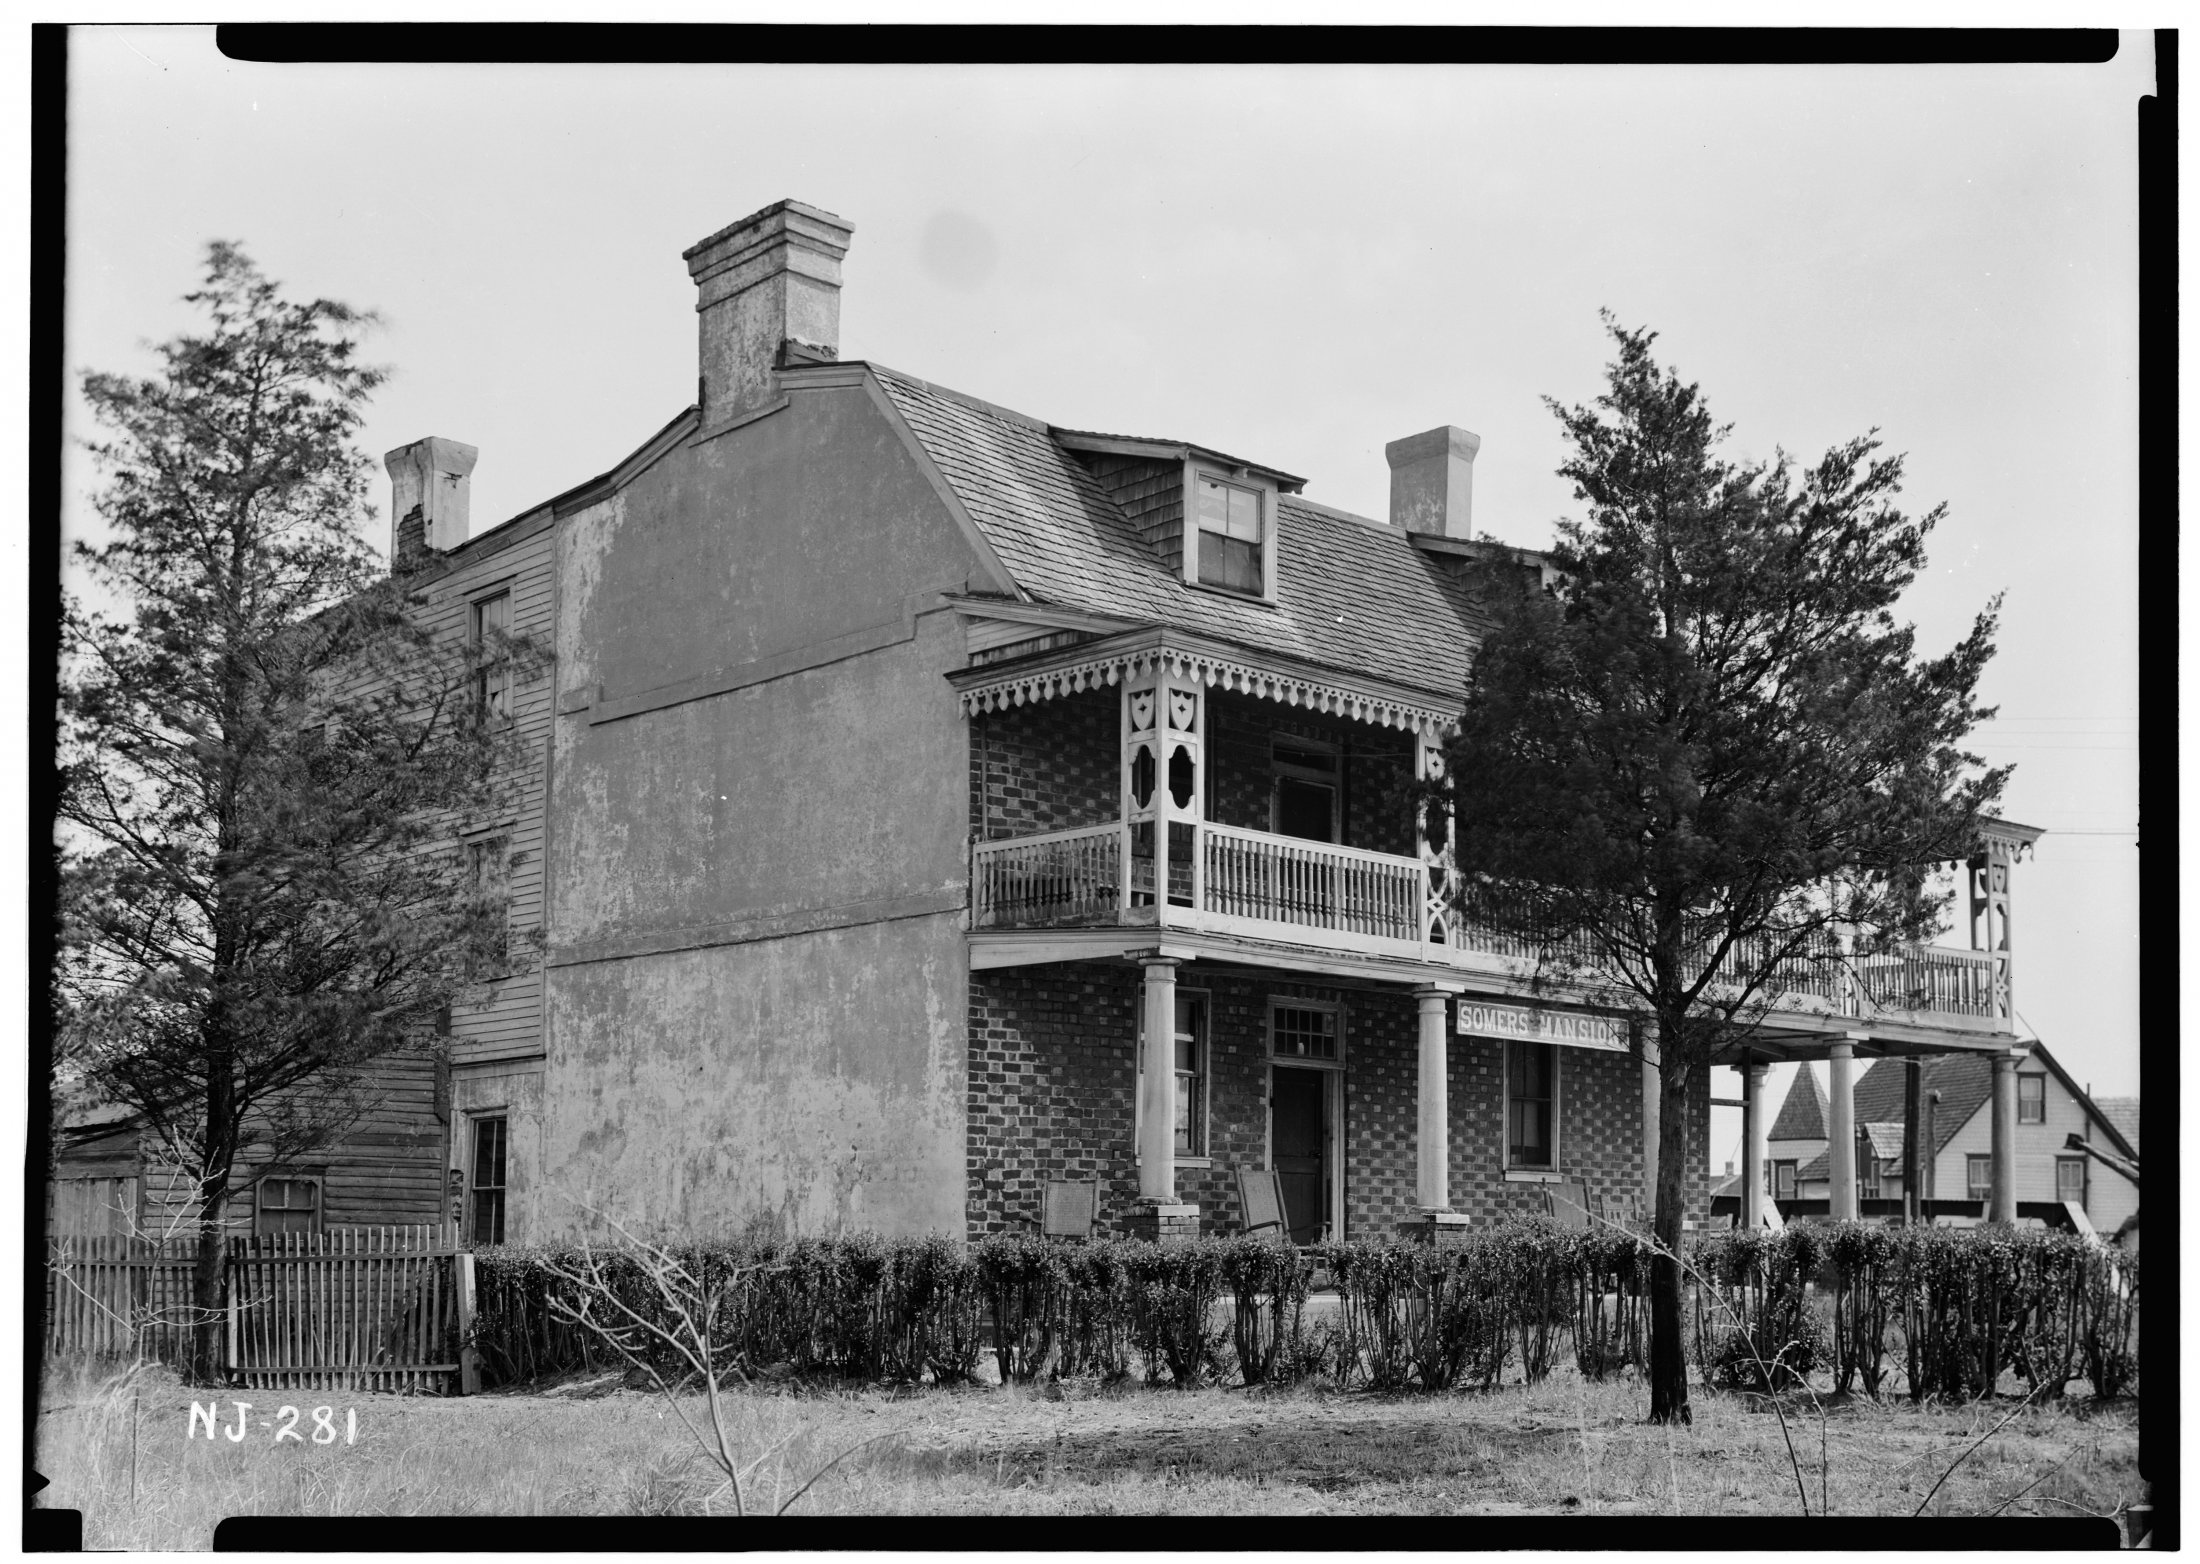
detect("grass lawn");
top-left (34, 1355), bottom-right (2141, 1547)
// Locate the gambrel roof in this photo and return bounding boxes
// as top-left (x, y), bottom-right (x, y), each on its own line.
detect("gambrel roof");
top-left (860, 363), bottom-right (1491, 706)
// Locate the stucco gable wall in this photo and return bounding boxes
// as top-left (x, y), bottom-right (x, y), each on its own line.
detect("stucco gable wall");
top-left (537, 384), bottom-right (985, 1242)
top-left (549, 386), bottom-right (989, 948)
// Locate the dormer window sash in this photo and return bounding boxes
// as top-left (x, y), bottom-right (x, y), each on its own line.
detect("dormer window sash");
top-left (1184, 461), bottom-right (1278, 601)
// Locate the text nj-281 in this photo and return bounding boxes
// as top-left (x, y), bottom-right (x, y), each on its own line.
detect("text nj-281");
top-left (188, 1403), bottom-right (357, 1445)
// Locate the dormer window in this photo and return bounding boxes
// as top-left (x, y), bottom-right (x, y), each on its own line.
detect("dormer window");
top-left (1195, 475), bottom-right (1264, 592)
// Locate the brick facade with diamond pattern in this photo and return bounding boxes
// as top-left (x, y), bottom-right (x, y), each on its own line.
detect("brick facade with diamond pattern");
top-left (966, 964), bottom-right (1709, 1239)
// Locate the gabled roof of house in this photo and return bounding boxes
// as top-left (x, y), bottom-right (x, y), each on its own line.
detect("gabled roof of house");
top-left (1860, 1121), bottom-right (1907, 1161)
top-left (1769, 1066), bottom-right (1829, 1142)
top-left (863, 363), bottom-right (1489, 704)
top-left (2095, 1097), bottom-right (2139, 1155)
top-left (1842, 1040), bottom-right (2136, 1168)
top-left (1851, 1054), bottom-right (1991, 1162)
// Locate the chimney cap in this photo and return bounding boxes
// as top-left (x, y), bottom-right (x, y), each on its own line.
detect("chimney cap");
top-left (1384, 425), bottom-right (1482, 468)
top-left (384, 435), bottom-right (479, 480)
top-left (683, 199), bottom-right (854, 276)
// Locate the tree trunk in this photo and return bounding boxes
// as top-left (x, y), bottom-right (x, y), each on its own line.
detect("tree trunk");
top-left (191, 1187), bottom-right (227, 1385)
top-left (191, 1048), bottom-right (236, 1386)
top-left (1647, 1037), bottom-right (1693, 1424)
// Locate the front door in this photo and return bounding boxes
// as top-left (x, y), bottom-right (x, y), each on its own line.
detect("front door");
top-left (1271, 1066), bottom-right (1329, 1243)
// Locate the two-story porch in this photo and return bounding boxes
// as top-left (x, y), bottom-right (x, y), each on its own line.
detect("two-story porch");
top-left (954, 625), bottom-right (2037, 1240)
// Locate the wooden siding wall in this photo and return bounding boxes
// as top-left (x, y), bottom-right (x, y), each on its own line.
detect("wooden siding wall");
top-left (88, 1053), bottom-right (448, 1238)
top-left (49, 1177), bottom-right (142, 1237)
top-left (419, 518), bottom-right (556, 1069)
top-left (1085, 456), bottom-right (1184, 576)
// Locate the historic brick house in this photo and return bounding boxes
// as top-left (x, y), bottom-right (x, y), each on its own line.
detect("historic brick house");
top-left (171, 198), bottom-right (2048, 1250)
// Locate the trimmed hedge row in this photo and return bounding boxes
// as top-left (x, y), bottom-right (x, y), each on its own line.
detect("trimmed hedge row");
top-left (470, 1220), bottom-right (2135, 1400)
top-left (1692, 1223), bottom-right (2140, 1402)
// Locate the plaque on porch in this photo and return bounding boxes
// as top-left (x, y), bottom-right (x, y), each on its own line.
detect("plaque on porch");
top-left (1455, 1000), bottom-right (1628, 1053)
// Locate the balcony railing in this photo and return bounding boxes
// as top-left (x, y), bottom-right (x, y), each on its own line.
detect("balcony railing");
top-left (969, 820), bottom-right (2007, 1030)
top-left (1202, 822), bottom-right (1423, 944)
top-left (971, 821), bottom-right (1121, 928)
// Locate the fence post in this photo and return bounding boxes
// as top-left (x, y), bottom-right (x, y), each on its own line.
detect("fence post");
top-left (455, 1250), bottom-right (480, 1395)
top-left (225, 1245), bottom-right (240, 1384)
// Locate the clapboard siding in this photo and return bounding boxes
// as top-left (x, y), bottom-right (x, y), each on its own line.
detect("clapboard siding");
top-left (68, 1054), bottom-right (449, 1237)
top-left (421, 523), bottom-right (555, 1069)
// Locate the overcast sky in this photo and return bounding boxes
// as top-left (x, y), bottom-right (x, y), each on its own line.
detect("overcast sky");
top-left (61, 31), bottom-right (2150, 1155)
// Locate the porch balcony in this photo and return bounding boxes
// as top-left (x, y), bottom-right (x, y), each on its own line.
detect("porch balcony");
top-left (969, 818), bottom-right (2012, 1034)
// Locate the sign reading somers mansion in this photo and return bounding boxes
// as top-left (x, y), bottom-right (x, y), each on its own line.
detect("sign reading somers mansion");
top-left (367, 199), bottom-right (2041, 1248)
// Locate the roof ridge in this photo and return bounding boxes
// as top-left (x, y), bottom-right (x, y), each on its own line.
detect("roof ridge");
top-left (1282, 492), bottom-right (1394, 534)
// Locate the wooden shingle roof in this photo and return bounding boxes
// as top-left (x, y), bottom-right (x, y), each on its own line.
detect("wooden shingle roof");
top-left (868, 364), bottom-right (1489, 703)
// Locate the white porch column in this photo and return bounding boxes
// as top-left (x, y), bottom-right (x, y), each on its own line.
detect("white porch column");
top-left (1640, 1029), bottom-right (1661, 1207)
top-left (1828, 1039), bottom-right (1859, 1221)
top-left (1741, 1059), bottom-right (1768, 1229)
top-left (1413, 987), bottom-right (1451, 1211)
top-left (1137, 955), bottom-right (1180, 1202)
top-left (1989, 1050), bottom-right (2019, 1223)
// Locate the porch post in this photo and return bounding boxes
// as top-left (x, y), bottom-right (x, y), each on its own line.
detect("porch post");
top-left (1414, 731), bottom-right (1457, 947)
top-left (1989, 1050), bottom-right (2019, 1223)
top-left (1740, 1058), bottom-right (1767, 1230)
top-left (1412, 987), bottom-right (1450, 1211)
top-left (1828, 1039), bottom-right (1859, 1221)
top-left (1640, 1029), bottom-right (1661, 1209)
top-left (1137, 955), bottom-right (1180, 1202)
top-left (1902, 1058), bottom-right (1923, 1225)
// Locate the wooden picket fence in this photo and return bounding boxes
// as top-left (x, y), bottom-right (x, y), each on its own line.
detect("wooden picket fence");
top-left (45, 1226), bottom-right (478, 1395)
top-left (228, 1227), bottom-right (469, 1394)
top-left (44, 1234), bottom-right (202, 1365)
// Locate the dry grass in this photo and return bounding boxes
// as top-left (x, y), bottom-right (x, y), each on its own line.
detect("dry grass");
top-left (34, 1356), bottom-right (2141, 1547)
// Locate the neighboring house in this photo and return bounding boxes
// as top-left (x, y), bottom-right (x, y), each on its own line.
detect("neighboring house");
top-left (158, 197), bottom-right (2047, 1248)
top-left (1712, 1042), bottom-right (2138, 1233)
top-left (47, 1053), bottom-right (449, 1240)
top-left (1848, 1043), bottom-right (2137, 1233)
top-left (1763, 1066), bottom-right (1830, 1208)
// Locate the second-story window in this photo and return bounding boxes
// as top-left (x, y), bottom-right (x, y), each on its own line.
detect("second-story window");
top-left (2018, 1073), bottom-right (2045, 1124)
top-left (1195, 475), bottom-right (1264, 594)
top-left (473, 590), bottom-right (513, 721)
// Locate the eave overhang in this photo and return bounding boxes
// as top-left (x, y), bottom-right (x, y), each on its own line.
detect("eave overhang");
top-left (1051, 429), bottom-right (1307, 493)
top-left (947, 622), bottom-right (1464, 736)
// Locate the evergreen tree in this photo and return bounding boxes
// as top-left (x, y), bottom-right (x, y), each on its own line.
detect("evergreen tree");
top-left (1438, 315), bottom-right (2006, 1423)
top-left (57, 243), bottom-right (532, 1378)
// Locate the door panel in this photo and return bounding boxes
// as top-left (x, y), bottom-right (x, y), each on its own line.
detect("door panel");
top-left (1271, 1066), bottom-right (1328, 1243)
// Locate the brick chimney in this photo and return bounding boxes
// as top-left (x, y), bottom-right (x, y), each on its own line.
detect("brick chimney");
top-left (1386, 425), bottom-right (1481, 539)
top-left (683, 199), bottom-right (855, 431)
top-left (384, 437), bottom-right (478, 569)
